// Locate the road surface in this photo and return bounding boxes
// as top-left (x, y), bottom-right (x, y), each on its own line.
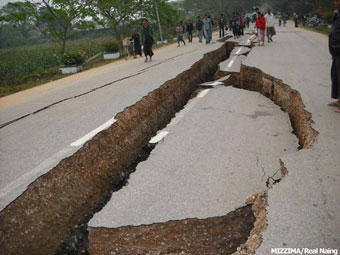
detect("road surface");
top-left (1, 21), bottom-right (339, 253)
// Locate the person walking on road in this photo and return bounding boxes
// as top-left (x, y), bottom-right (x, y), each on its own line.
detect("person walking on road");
top-left (196, 16), bottom-right (203, 43)
top-left (218, 14), bottom-right (226, 38)
top-left (246, 15), bottom-right (251, 29)
top-left (294, 13), bottom-right (299, 27)
top-left (208, 15), bottom-right (213, 41)
top-left (278, 12), bottom-right (282, 27)
top-left (132, 29), bottom-right (142, 58)
top-left (256, 11), bottom-right (266, 46)
top-left (176, 23), bottom-right (186, 47)
top-left (328, 0), bottom-right (340, 113)
top-left (265, 9), bottom-right (275, 42)
top-left (186, 20), bottom-right (194, 43)
top-left (202, 14), bottom-right (213, 44)
top-left (231, 12), bottom-right (240, 39)
top-left (238, 13), bottom-right (244, 36)
top-left (283, 13), bottom-right (287, 27)
top-left (140, 18), bottom-right (155, 62)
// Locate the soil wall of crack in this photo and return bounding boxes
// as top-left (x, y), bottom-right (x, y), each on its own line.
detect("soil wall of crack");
top-left (229, 65), bottom-right (318, 149)
top-left (0, 43), bottom-right (232, 255)
top-left (88, 204), bottom-right (255, 255)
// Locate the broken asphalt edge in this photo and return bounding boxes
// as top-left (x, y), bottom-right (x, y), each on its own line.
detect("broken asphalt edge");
top-left (0, 41), bottom-right (233, 255)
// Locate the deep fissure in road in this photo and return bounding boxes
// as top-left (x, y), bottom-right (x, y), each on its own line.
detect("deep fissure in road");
top-left (89, 204), bottom-right (256, 255)
top-left (0, 39), bottom-right (318, 255)
top-left (223, 65), bottom-right (319, 150)
top-left (0, 42), bottom-right (233, 255)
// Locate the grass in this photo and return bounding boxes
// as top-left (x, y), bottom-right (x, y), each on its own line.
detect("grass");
top-left (0, 37), bottom-right (108, 97)
top-left (301, 25), bottom-right (331, 35)
top-left (0, 37), bottom-right (174, 98)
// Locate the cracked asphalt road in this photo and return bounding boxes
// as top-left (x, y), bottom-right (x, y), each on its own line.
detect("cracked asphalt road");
top-left (0, 38), bottom-right (222, 210)
top-left (89, 86), bottom-right (298, 228)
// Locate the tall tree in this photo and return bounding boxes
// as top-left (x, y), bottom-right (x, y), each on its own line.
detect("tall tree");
top-left (35, 0), bottom-right (96, 54)
top-left (2, 0), bottom-right (96, 54)
top-left (93, 0), bottom-right (152, 39)
top-left (0, 2), bottom-right (38, 38)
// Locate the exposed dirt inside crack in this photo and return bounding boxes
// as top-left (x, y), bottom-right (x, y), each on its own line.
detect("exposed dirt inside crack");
top-left (232, 192), bottom-right (268, 255)
top-left (0, 42), bottom-right (233, 255)
top-left (88, 204), bottom-right (256, 255)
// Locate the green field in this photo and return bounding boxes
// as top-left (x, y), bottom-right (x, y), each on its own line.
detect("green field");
top-left (0, 38), bottom-right (109, 97)
top-left (0, 36), bottom-right (175, 97)
top-left (301, 25), bottom-right (331, 35)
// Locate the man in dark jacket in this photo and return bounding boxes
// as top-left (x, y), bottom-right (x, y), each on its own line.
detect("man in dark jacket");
top-left (328, 0), bottom-right (340, 112)
top-left (186, 20), bottom-right (194, 43)
top-left (140, 18), bottom-right (155, 62)
top-left (196, 16), bottom-right (203, 43)
top-left (218, 14), bottom-right (226, 38)
top-left (132, 29), bottom-right (142, 58)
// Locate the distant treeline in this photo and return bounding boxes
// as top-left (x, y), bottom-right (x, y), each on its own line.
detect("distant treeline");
top-left (0, 0), bottom-right (183, 53)
top-left (175, 0), bottom-right (334, 21)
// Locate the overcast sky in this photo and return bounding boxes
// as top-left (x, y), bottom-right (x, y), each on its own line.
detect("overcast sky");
top-left (0, 0), bottom-right (24, 8)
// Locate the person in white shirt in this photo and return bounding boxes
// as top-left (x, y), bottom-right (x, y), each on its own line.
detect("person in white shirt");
top-left (265, 9), bottom-right (275, 42)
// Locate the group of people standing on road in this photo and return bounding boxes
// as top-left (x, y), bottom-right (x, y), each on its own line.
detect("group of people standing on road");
top-left (126, 1), bottom-right (340, 115)
top-left (127, 18), bottom-right (155, 63)
top-left (230, 13), bottom-right (245, 39)
top-left (176, 14), bottom-right (214, 46)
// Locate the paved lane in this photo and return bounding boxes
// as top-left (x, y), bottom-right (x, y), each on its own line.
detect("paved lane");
top-left (0, 35), bottom-right (223, 210)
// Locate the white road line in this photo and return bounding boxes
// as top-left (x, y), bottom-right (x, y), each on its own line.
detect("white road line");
top-left (149, 131), bottom-right (169, 144)
top-left (197, 89), bottom-right (211, 98)
top-left (71, 117), bottom-right (117, 147)
top-left (0, 147), bottom-right (75, 209)
top-left (227, 56), bottom-right (237, 68)
top-left (235, 47), bottom-right (243, 55)
top-left (200, 81), bottom-right (224, 87)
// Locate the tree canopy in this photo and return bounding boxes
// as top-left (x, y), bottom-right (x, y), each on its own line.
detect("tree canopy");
top-left (0, 0), bottom-right (183, 50)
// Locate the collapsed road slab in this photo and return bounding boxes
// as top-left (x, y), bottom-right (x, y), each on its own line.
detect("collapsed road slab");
top-left (219, 55), bottom-right (247, 73)
top-left (232, 46), bottom-right (251, 56)
top-left (89, 86), bottom-right (298, 229)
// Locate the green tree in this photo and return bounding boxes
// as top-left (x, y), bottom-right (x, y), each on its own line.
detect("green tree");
top-left (93, 0), bottom-right (151, 39)
top-left (93, 0), bottom-right (183, 41)
top-left (0, 2), bottom-right (38, 38)
top-left (2, 0), bottom-right (96, 54)
top-left (142, 0), bottom-right (184, 40)
top-left (35, 0), bottom-right (96, 54)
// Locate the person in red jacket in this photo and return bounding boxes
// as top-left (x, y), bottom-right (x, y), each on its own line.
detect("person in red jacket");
top-left (239, 13), bottom-right (244, 36)
top-left (255, 11), bottom-right (266, 46)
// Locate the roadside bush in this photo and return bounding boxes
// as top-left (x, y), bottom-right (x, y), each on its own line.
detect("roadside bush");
top-left (61, 50), bottom-right (87, 66)
top-left (101, 39), bottom-right (120, 53)
top-left (0, 37), bottom-right (108, 89)
top-left (320, 11), bottom-right (334, 24)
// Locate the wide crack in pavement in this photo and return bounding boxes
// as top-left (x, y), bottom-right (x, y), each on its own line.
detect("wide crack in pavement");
top-left (89, 205), bottom-right (256, 255)
top-left (0, 40), bottom-right (231, 255)
top-left (0, 35), bottom-right (318, 255)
